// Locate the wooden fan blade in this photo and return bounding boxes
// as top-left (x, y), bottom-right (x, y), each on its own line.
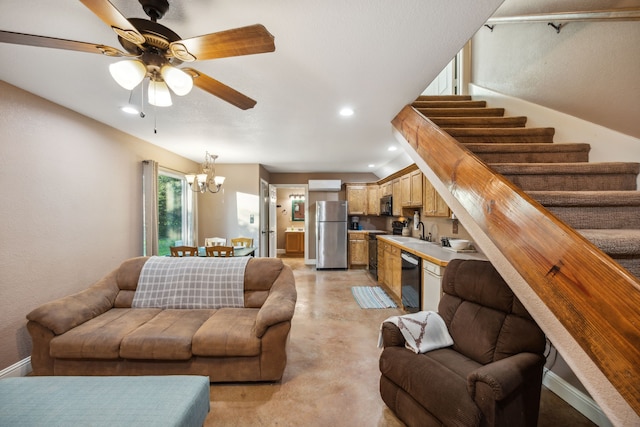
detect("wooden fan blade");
top-left (0, 30), bottom-right (128, 56)
top-left (79, 0), bottom-right (146, 46)
top-left (183, 68), bottom-right (257, 110)
top-left (170, 24), bottom-right (275, 62)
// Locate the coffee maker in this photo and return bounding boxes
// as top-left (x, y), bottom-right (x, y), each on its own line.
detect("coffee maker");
top-left (351, 216), bottom-right (360, 230)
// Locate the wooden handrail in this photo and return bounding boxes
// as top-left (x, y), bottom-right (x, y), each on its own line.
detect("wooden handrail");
top-left (392, 106), bottom-right (640, 424)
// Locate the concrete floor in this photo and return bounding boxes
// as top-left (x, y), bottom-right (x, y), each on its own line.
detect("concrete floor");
top-left (205, 257), bottom-right (596, 426)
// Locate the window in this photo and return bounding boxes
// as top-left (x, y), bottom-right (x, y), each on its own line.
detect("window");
top-left (157, 169), bottom-right (195, 256)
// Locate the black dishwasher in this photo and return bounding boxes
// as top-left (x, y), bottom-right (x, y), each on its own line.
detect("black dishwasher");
top-left (401, 251), bottom-right (421, 313)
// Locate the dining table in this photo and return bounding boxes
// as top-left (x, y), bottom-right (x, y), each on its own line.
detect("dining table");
top-left (197, 246), bottom-right (256, 257)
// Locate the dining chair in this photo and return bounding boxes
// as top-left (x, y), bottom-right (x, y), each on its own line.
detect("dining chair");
top-left (204, 237), bottom-right (227, 247)
top-left (170, 246), bottom-right (199, 257)
top-left (231, 237), bottom-right (253, 248)
top-left (205, 245), bottom-right (235, 257)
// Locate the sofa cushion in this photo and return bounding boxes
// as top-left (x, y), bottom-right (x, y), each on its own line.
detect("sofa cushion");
top-left (50, 309), bottom-right (161, 359)
top-left (380, 346), bottom-right (482, 426)
top-left (192, 308), bottom-right (261, 357)
top-left (120, 309), bottom-right (216, 360)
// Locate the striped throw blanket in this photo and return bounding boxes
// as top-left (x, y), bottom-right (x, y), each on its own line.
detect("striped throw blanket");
top-left (378, 311), bottom-right (453, 354)
top-left (132, 256), bottom-right (249, 309)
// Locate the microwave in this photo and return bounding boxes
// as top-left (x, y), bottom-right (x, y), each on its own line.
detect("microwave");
top-left (380, 195), bottom-right (393, 216)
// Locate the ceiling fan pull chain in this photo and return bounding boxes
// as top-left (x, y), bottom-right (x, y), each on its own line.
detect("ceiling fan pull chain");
top-left (140, 81), bottom-right (146, 118)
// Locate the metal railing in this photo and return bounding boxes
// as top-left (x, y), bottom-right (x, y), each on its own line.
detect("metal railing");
top-left (484, 7), bottom-right (640, 33)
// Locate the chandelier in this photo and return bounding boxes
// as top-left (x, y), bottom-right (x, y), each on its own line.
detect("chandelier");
top-left (185, 152), bottom-right (226, 194)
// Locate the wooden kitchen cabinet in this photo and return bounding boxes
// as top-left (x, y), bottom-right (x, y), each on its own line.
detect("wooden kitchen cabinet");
top-left (423, 176), bottom-right (450, 217)
top-left (378, 240), bottom-right (401, 301)
top-left (378, 240), bottom-right (389, 287)
top-left (366, 184), bottom-right (380, 216)
top-left (392, 178), bottom-right (402, 216)
top-left (348, 232), bottom-right (368, 267)
top-left (389, 245), bottom-right (402, 300)
top-left (380, 181), bottom-right (392, 197)
top-left (346, 184), bottom-right (367, 215)
top-left (400, 170), bottom-right (423, 208)
top-left (285, 231), bottom-right (305, 255)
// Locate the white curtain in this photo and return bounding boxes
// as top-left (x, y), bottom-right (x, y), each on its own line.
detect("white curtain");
top-left (142, 160), bottom-right (159, 256)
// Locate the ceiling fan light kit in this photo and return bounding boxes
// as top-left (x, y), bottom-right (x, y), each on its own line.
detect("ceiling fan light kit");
top-left (160, 65), bottom-right (193, 96)
top-left (148, 79), bottom-right (172, 107)
top-left (109, 59), bottom-right (146, 90)
top-left (0, 0), bottom-right (276, 110)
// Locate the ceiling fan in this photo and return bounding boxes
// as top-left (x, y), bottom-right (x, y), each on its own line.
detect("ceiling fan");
top-left (0, 0), bottom-right (275, 110)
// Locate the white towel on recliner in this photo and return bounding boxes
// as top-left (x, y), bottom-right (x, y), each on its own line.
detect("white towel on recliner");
top-left (378, 311), bottom-right (453, 354)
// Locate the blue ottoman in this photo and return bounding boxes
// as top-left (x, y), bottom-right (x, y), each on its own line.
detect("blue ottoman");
top-left (0, 375), bottom-right (210, 426)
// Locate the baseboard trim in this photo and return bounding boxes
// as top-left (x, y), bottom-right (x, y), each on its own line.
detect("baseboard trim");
top-left (0, 357), bottom-right (31, 379)
top-left (543, 368), bottom-right (613, 427)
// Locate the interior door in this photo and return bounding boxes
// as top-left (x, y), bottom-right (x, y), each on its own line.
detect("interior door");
top-left (259, 179), bottom-right (273, 257)
top-left (268, 184), bottom-right (277, 257)
top-left (422, 55), bottom-right (457, 95)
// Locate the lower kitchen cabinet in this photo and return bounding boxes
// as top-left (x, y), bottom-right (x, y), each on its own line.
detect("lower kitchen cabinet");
top-left (378, 240), bottom-right (401, 301)
top-left (348, 233), bottom-right (368, 267)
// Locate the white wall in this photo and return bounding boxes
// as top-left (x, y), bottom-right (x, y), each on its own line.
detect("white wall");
top-left (0, 82), bottom-right (197, 370)
top-left (471, 0), bottom-right (640, 140)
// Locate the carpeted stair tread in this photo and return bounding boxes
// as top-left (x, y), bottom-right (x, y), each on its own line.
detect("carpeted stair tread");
top-left (429, 116), bottom-right (527, 128)
top-left (528, 191), bottom-right (640, 206)
top-left (467, 143), bottom-right (590, 163)
top-left (491, 162), bottom-right (640, 191)
top-left (491, 162), bottom-right (640, 175)
top-left (444, 127), bottom-right (556, 143)
top-left (412, 100), bottom-right (487, 109)
top-left (578, 229), bottom-right (640, 256)
top-left (528, 191), bottom-right (640, 229)
top-left (415, 95), bottom-right (472, 102)
top-left (415, 107), bottom-right (505, 117)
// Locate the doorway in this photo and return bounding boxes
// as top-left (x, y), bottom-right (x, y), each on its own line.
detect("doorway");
top-left (270, 184), bottom-right (308, 260)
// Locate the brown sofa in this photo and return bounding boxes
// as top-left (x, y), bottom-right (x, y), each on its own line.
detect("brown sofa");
top-left (379, 259), bottom-right (546, 427)
top-left (27, 257), bottom-right (297, 382)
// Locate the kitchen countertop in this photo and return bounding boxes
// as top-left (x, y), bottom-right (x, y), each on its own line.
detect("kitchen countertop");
top-left (376, 235), bottom-right (487, 266)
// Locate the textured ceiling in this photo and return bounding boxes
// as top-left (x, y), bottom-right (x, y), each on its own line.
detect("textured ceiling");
top-left (0, 0), bottom-right (503, 173)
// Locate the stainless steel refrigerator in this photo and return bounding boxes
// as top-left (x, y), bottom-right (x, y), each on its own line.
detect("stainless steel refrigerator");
top-left (316, 201), bottom-right (348, 269)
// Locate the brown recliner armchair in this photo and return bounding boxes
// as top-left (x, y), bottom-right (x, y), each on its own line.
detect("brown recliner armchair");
top-left (379, 259), bottom-right (546, 427)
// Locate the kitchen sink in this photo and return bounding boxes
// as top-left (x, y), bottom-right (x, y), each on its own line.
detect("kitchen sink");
top-left (385, 236), bottom-right (417, 243)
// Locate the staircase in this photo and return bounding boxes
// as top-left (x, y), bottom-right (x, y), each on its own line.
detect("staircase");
top-left (414, 95), bottom-right (640, 278)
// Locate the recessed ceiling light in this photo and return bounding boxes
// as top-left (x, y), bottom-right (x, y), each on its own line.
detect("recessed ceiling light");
top-left (339, 107), bottom-right (354, 117)
top-left (121, 105), bottom-right (139, 115)
top-left (368, 164), bottom-right (375, 168)
top-left (388, 146), bottom-right (398, 151)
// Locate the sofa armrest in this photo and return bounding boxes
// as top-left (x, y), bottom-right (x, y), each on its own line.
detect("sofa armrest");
top-left (254, 265), bottom-right (297, 338)
top-left (26, 271), bottom-right (119, 335)
top-left (467, 352), bottom-right (545, 401)
top-left (380, 322), bottom-right (406, 348)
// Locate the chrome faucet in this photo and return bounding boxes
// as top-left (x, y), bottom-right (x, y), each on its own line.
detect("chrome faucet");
top-left (417, 221), bottom-right (426, 240)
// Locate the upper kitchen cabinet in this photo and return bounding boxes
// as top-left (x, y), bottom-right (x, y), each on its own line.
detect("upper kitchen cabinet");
top-left (401, 170), bottom-right (423, 208)
top-left (366, 184), bottom-right (380, 216)
top-left (380, 181), bottom-right (392, 197)
top-left (345, 184), bottom-right (368, 215)
top-left (423, 176), bottom-right (450, 217)
top-left (392, 178), bottom-right (402, 216)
